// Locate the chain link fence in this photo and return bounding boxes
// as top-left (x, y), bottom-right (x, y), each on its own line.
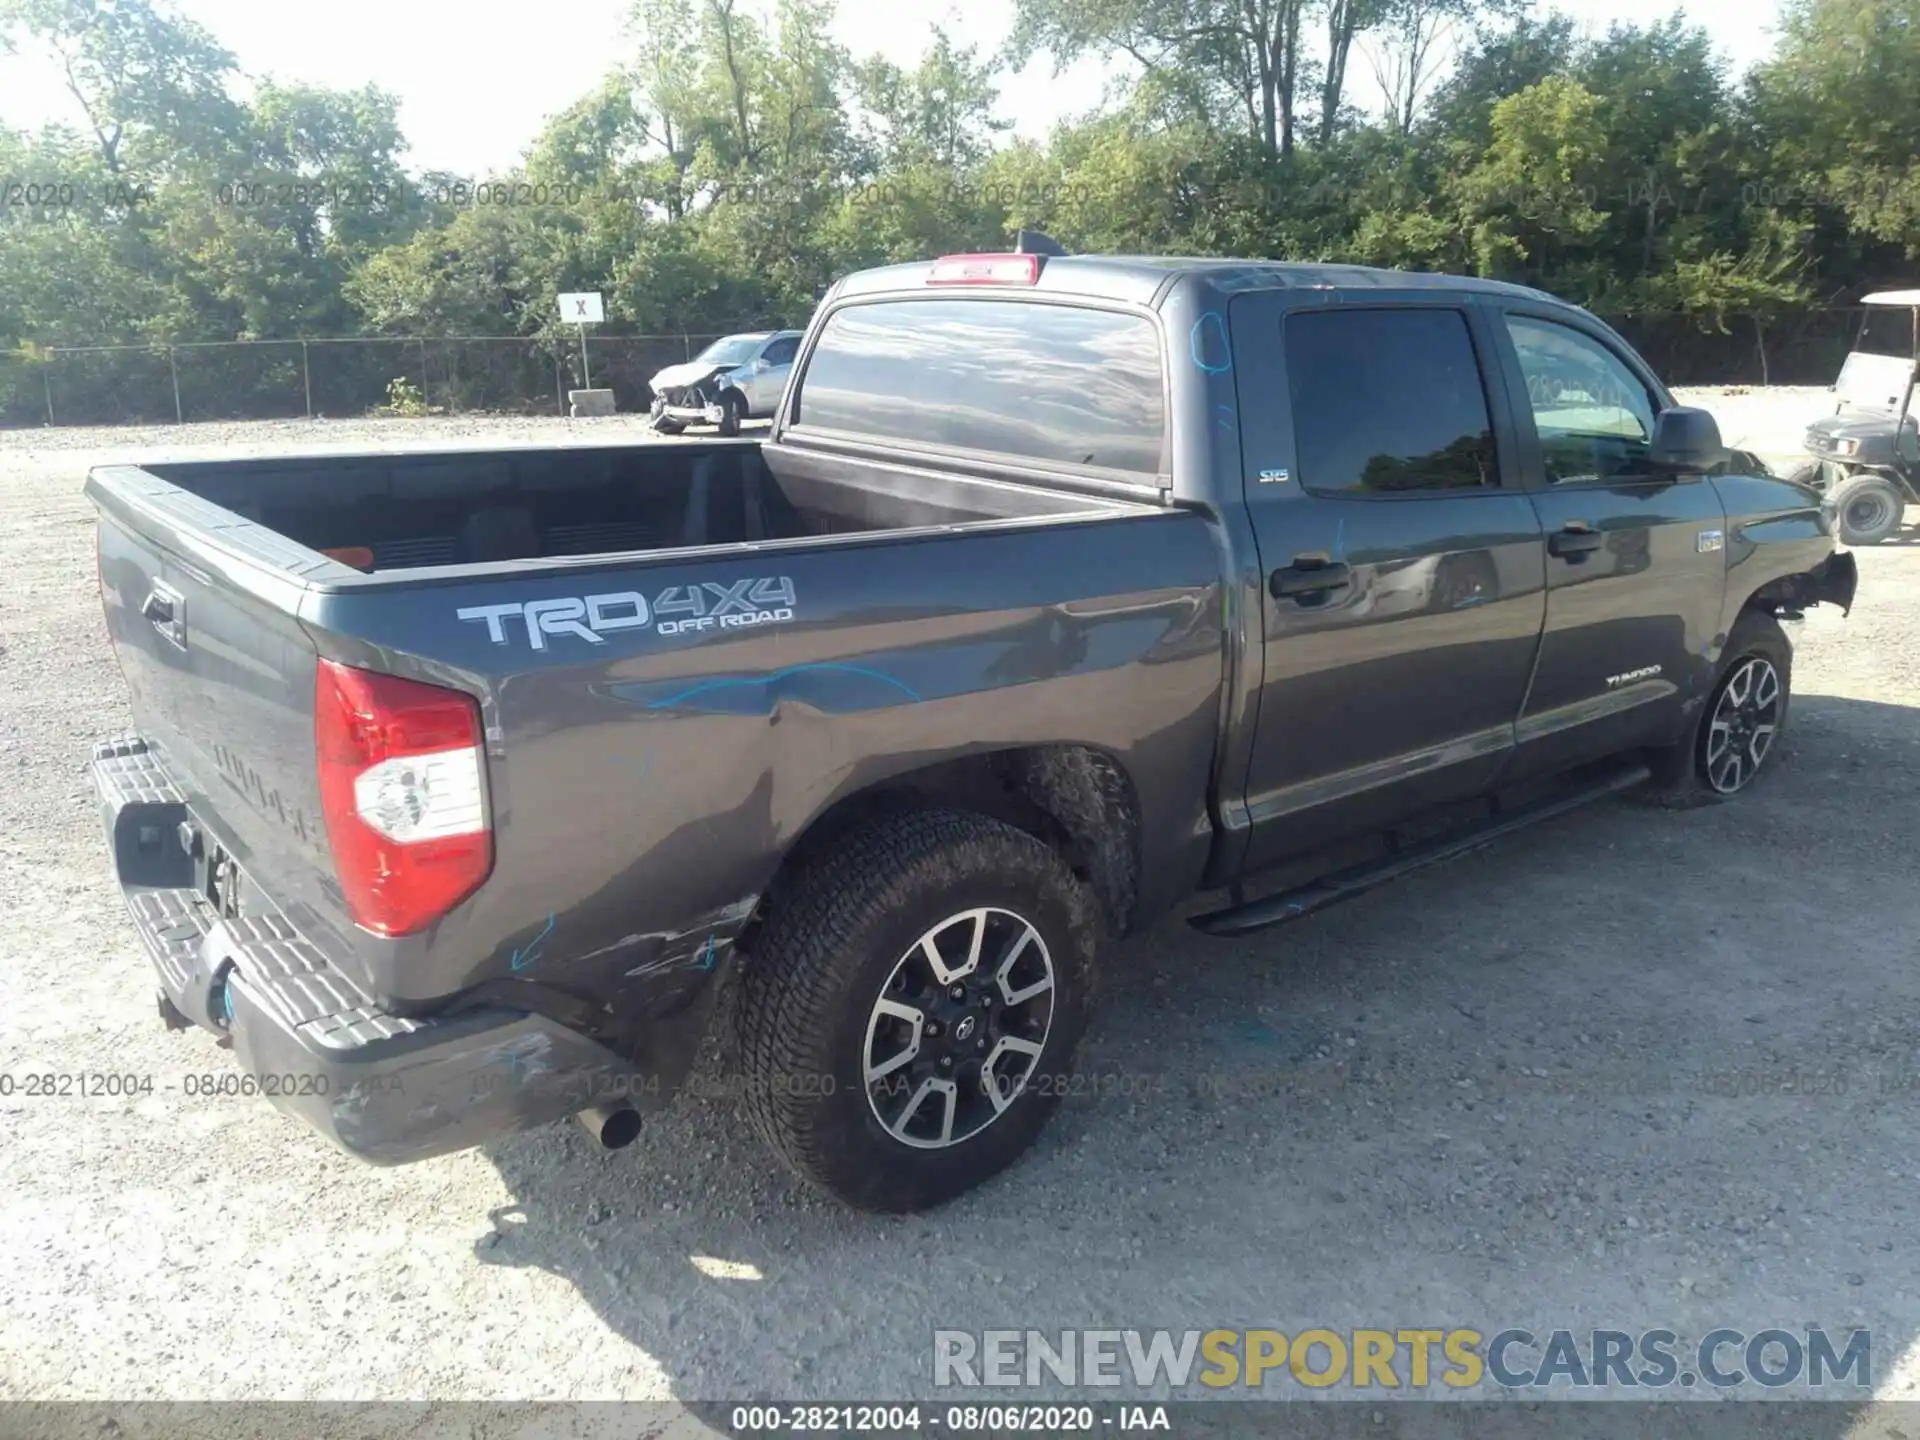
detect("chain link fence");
top-left (0, 334), bottom-right (734, 429)
top-left (0, 310), bottom-right (1881, 431)
top-left (1605, 308), bottom-right (1872, 388)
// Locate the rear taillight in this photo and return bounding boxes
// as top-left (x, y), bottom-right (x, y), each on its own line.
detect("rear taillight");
top-left (315, 659), bottom-right (492, 937)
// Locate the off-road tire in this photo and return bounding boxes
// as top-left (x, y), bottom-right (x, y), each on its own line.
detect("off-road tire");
top-left (1645, 609), bottom-right (1792, 804)
top-left (736, 808), bottom-right (1097, 1212)
top-left (1828, 472), bottom-right (1907, 546)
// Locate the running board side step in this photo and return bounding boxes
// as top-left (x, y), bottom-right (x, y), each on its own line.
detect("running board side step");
top-left (1189, 761), bottom-right (1651, 938)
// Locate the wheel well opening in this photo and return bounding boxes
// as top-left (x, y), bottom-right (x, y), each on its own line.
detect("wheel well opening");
top-left (748, 746), bottom-right (1143, 951)
top-left (1743, 575), bottom-right (1817, 619)
top-left (1745, 589), bottom-right (1788, 619)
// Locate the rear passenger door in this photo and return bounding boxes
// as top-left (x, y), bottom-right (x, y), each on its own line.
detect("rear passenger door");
top-left (1234, 298), bottom-right (1549, 872)
top-left (1487, 310), bottom-right (1728, 780)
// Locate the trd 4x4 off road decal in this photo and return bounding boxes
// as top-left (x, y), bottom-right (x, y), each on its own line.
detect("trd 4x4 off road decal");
top-left (458, 577), bottom-right (797, 650)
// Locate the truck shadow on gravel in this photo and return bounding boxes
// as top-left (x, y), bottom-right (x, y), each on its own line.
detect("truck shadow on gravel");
top-left (471, 695), bottom-right (1920, 1410)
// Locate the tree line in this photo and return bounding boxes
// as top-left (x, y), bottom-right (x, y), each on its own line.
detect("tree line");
top-left (3, 0), bottom-right (1918, 423)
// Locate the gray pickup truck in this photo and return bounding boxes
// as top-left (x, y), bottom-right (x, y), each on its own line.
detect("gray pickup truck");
top-left (88, 251), bottom-right (1857, 1211)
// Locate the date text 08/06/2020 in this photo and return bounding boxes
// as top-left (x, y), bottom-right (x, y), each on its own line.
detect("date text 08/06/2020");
top-left (728, 1406), bottom-right (1169, 1432)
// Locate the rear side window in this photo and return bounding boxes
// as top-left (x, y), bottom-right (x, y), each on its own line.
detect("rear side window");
top-left (796, 299), bottom-right (1166, 474)
top-left (1285, 308), bottom-right (1497, 494)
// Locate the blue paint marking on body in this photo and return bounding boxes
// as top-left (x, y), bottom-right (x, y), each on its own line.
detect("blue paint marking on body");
top-left (645, 662), bottom-right (923, 712)
top-left (1215, 403), bottom-right (1235, 432)
top-left (1452, 595), bottom-right (1491, 610)
top-left (689, 935), bottom-right (719, 972)
top-left (1190, 312), bottom-right (1232, 373)
top-left (1332, 517), bottom-right (1346, 561)
top-left (510, 913), bottom-right (555, 972)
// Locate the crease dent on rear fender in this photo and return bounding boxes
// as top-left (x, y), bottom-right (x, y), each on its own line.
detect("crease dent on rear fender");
top-left (629, 662), bottom-right (923, 714)
top-left (572, 896), bottom-right (760, 977)
top-left (493, 894), bottom-right (759, 977)
top-left (601, 594), bottom-right (1213, 717)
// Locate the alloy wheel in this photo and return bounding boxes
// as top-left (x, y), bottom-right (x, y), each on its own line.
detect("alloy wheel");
top-left (1704, 656), bottom-right (1782, 794)
top-left (862, 907), bottom-right (1055, 1150)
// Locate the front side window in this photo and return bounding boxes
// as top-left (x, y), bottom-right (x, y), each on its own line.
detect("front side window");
top-left (796, 299), bottom-right (1166, 474)
top-left (1505, 316), bottom-right (1659, 484)
top-left (763, 336), bottom-right (800, 366)
top-left (1285, 308), bottom-right (1497, 495)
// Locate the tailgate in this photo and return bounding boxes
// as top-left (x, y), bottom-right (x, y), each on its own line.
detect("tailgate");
top-left (92, 487), bottom-right (346, 955)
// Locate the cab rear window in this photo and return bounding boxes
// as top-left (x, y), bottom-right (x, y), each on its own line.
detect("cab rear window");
top-left (794, 299), bottom-right (1166, 475)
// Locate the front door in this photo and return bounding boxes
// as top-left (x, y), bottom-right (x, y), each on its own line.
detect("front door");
top-left (748, 334), bottom-right (800, 413)
top-left (1232, 297), bottom-right (1549, 873)
top-left (1488, 310), bottom-right (1729, 780)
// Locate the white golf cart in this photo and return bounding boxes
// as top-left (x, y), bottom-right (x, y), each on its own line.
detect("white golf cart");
top-left (1791, 290), bottom-right (1920, 545)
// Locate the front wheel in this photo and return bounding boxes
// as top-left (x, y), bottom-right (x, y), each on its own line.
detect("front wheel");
top-left (1645, 610), bottom-right (1792, 802)
top-left (736, 808), bottom-right (1097, 1212)
top-left (715, 391), bottom-right (746, 437)
top-left (651, 416), bottom-right (685, 435)
top-left (1828, 472), bottom-right (1907, 545)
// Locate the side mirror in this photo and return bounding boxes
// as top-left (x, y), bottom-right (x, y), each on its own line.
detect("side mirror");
top-left (1649, 406), bottom-right (1727, 473)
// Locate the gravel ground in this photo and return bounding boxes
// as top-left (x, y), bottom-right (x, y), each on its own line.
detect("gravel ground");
top-left (2, 394), bottom-right (1919, 1416)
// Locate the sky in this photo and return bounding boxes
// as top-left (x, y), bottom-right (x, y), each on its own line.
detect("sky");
top-left (0, 0), bottom-right (1789, 177)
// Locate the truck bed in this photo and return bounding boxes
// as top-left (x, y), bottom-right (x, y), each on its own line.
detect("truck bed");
top-left (86, 432), bottom-right (1203, 1036)
top-left (133, 438), bottom-right (1132, 574)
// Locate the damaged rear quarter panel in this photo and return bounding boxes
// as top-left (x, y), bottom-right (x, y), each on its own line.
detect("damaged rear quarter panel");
top-left (299, 510), bottom-right (1225, 1025)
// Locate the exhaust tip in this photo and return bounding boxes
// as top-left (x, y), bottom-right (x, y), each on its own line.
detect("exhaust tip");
top-left (601, 1107), bottom-right (642, 1149)
top-left (576, 1103), bottom-right (642, 1150)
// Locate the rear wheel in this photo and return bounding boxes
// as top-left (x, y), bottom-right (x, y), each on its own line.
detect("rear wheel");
top-left (1829, 472), bottom-right (1906, 545)
top-left (716, 391), bottom-right (746, 437)
top-left (736, 808), bottom-right (1097, 1212)
top-left (1645, 610), bottom-right (1792, 802)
